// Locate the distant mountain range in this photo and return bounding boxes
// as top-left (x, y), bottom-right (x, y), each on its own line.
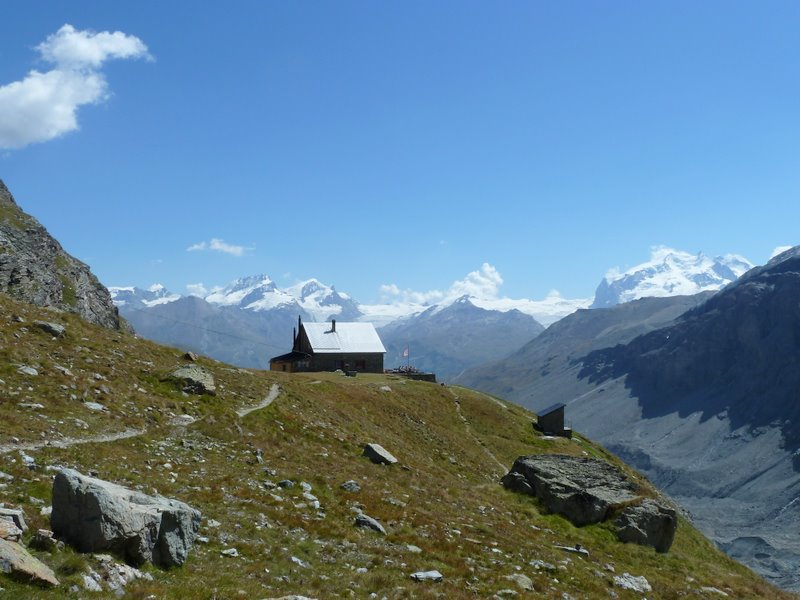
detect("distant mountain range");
top-left (459, 246), bottom-right (800, 591)
top-left (110, 246), bottom-right (755, 378)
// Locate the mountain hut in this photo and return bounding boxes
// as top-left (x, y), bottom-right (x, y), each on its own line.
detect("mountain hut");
top-left (270, 317), bottom-right (386, 374)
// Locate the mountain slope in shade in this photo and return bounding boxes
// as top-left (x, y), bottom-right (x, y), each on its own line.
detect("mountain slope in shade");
top-left (591, 246), bottom-right (753, 308)
top-left (462, 250), bottom-right (800, 591)
top-left (380, 296), bottom-right (544, 381)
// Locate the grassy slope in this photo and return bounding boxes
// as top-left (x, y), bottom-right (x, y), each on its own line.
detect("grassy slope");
top-left (0, 293), bottom-right (794, 599)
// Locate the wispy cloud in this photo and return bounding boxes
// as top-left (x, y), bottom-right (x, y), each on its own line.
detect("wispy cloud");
top-left (186, 283), bottom-right (208, 297)
top-left (379, 263), bottom-right (504, 305)
top-left (187, 238), bottom-right (250, 257)
top-left (0, 24), bottom-right (151, 150)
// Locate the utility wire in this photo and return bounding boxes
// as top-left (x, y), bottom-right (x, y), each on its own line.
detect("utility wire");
top-left (121, 305), bottom-right (290, 353)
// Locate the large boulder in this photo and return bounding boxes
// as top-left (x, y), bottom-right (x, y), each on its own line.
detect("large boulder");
top-left (362, 443), bottom-right (397, 465)
top-left (501, 454), bottom-right (677, 552)
top-left (502, 455), bottom-right (639, 526)
top-left (615, 498), bottom-right (677, 553)
top-left (51, 469), bottom-right (201, 567)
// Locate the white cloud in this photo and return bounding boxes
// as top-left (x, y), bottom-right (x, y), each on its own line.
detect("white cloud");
top-left (379, 263), bottom-right (504, 306)
top-left (0, 24), bottom-right (150, 150)
top-left (186, 283), bottom-right (208, 297)
top-left (770, 245), bottom-right (793, 259)
top-left (187, 238), bottom-right (250, 257)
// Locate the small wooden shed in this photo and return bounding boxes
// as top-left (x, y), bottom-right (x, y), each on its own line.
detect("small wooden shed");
top-left (534, 403), bottom-right (572, 438)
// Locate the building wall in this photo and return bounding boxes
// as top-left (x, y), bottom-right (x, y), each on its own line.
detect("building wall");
top-left (309, 352), bottom-right (383, 373)
top-left (538, 408), bottom-right (565, 434)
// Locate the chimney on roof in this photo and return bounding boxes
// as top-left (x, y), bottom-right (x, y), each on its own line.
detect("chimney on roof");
top-left (331, 319), bottom-right (336, 332)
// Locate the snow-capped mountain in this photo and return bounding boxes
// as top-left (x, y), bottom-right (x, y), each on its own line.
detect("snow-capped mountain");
top-left (201, 274), bottom-right (362, 321)
top-left (109, 284), bottom-right (181, 310)
top-left (591, 247), bottom-right (753, 309)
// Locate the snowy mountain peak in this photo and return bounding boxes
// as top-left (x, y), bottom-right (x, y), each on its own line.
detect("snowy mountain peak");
top-left (205, 274), bottom-right (279, 307)
top-left (591, 246), bottom-right (754, 309)
top-left (109, 284), bottom-right (181, 309)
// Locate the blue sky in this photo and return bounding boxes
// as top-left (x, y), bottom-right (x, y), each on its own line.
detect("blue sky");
top-left (1, 2), bottom-right (798, 303)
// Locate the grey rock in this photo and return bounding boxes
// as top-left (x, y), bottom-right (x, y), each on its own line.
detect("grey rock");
top-left (0, 179), bottom-right (127, 331)
top-left (354, 513), bottom-right (386, 535)
top-left (505, 573), bottom-right (534, 591)
top-left (17, 365), bottom-right (38, 377)
top-left (29, 529), bottom-right (60, 551)
top-left (362, 443), bottom-right (398, 465)
top-left (166, 365), bottom-right (216, 395)
top-left (33, 321), bottom-right (65, 338)
top-left (613, 572), bottom-right (652, 593)
top-left (278, 480), bottom-right (295, 489)
top-left (0, 520), bottom-right (22, 542)
top-left (0, 508), bottom-right (28, 533)
top-left (410, 569), bottom-right (443, 582)
top-left (0, 538), bottom-right (59, 587)
top-left (502, 455), bottom-right (638, 526)
top-left (84, 402), bottom-right (106, 411)
top-left (220, 548), bottom-right (239, 557)
top-left (340, 480), bottom-right (361, 492)
top-left (183, 351), bottom-right (198, 362)
top-left (0, 471), bottom-right (13, 482)
top-left (51, 468), bottom-right (201, 567)
top-left (615, 498), bottom-right (677, 553)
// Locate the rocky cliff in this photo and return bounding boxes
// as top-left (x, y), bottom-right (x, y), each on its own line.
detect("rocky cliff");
top-left (0, 179), bottom-right (124, 330)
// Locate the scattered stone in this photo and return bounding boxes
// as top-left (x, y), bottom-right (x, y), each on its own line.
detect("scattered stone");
top-left (410, 570), bottom-right (443, 582)
top-left (341, 480), bottom-right (361, 492)
top-left (196, 536), bottom-right (210, 544)
top-left (221, 548), bottom-right (239, 557)
top-left (206, 519), bottom-right (221, 528)
top-left (554, 544), bottom-right (589, 557)
top-left (19, 452), bottom-right (36, 469)
top-left (380, 386), bottom-right (392, 392)
top-left (362, 443), bottom-right (398, 465)
top-left (354, 513), bottom-right (387, 535)
top-left (53, 365), bottom-right (73, 377)
top-left (530, 559), bottom-right (557, 571)
top-left (33, 321), bottom-right (65, 338)
top-left (0, 472), bottom-right (13, 482)
top-left (183, 351), bottom-right (199, 362)
top-left (0, 521), bottom-right (22, 542)
top-left (82, 573), bottom-right (103, 592)
top-left (18, 403), bottom-right (44, 410)
top-left (291, 556), bottom-right (310, 568)
top-left (84, 401), bottom-right (106, 411)
top-left (406, 544), bottom-right (423, 553)
top-left (278, 480), bottom-right (295, 489)
top-left (505, 573), bottom-right (534, 591)
top-left (0, 508), bottom-right (28, 533)
top-left (613, 573), bottom-right (652, 593)
top-left (0, 538), bottom-right (59, 587)
top-left (165, 365), bottom-right (216, 395)
top-left (51, 468), bottom-right (201, 567)
top-left (300, 481), bottom-right (312, 492)
top-left (29, 529), bottom-right (61, 551)
top-left (94, 554), bottom-right (154, 591)
top-left (17, 366), bottom-right (38, 377)
top-left (169, 414), bottom-right (197, 426)
top-left (615, 498), bottom-right (677, 553)
top-left (700, 587), bottom-right (729, 597)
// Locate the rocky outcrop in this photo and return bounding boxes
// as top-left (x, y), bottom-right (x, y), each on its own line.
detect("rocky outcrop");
top-left (0, 179), bottom-right (126, 330)
top-left (502, 454), bottom-right (677, 552)
top-left (165, 365), bottom-right (216, 395)
top-left (51, 469), bottom-right (201, 567)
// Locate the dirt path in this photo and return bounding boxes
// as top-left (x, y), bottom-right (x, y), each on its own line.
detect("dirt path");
top-left (448, 389), bottom-right (507, 475)
top-left (237, 383), bottom-right (281, 418)
top-left (0, 428), bottom-right (146, 455)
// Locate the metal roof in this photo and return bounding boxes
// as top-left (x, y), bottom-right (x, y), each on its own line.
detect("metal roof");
top-left (537, 403), bottom-right (566, 417)
top-left (303, 322), bottom-right (386, 354)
